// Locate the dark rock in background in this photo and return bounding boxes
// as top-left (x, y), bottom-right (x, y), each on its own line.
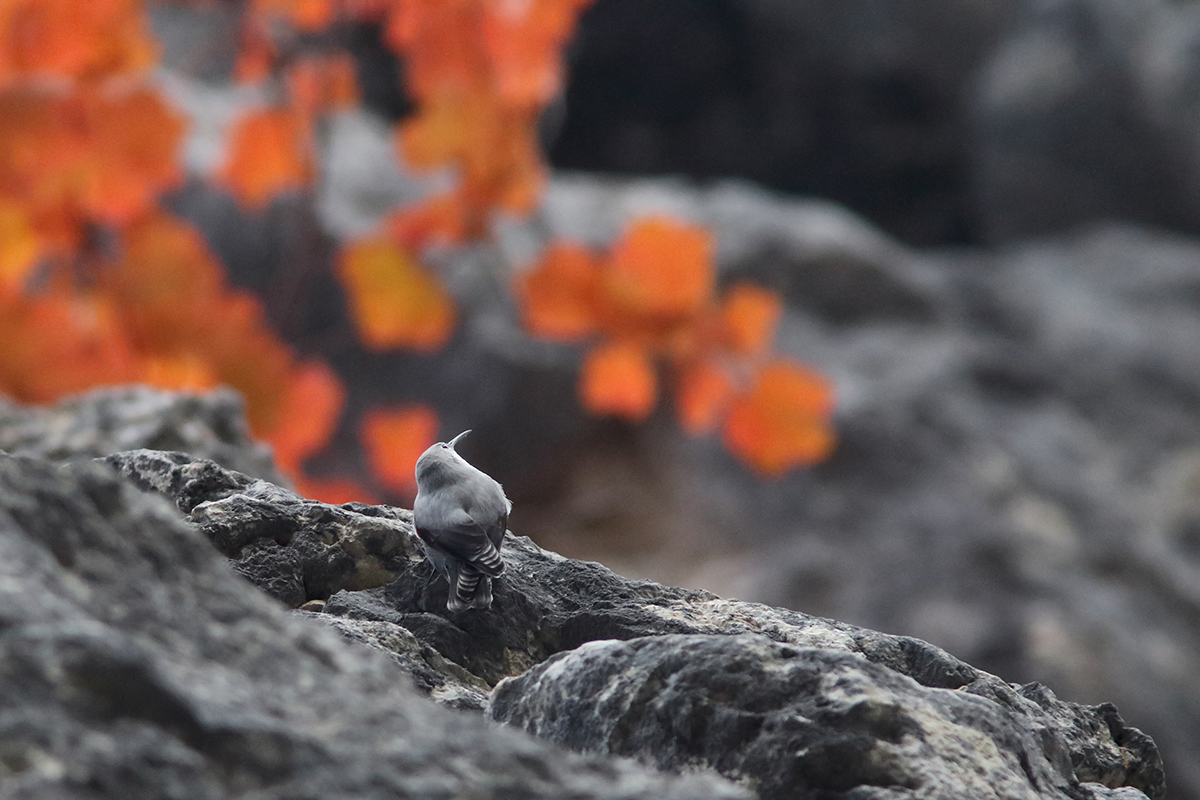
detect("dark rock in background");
top-left (972, 0), bottom-right (1200, 241)
top-left (551, 0), bottom-right (1016, 246)
top-left (0, 451), bottom-right (749, 799)
top-left (0, 386), bottom-right (281, 483)
top-left (515, 175), bottom-right (1200, 799)
top-left (551, 0), bottom-right (1200, 245)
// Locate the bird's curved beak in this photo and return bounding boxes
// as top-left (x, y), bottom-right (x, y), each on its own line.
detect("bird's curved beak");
top-left (447, 430), bottom-right (472, 449)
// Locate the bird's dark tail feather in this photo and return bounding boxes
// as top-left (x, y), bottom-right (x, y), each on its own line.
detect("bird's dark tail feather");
top-left (472, 543), bottom-right (505, 577)
top-left (449, 570), bottom-right (493, 611)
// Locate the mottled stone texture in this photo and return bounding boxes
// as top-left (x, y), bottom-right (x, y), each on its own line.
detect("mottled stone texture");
top-left (94, 447), bottom-right (1163, 800)
top-left (105, 448), bottom-right (422, 608)
top-left (0, 386), bottom-right (280, 481)
top-left (491, 635), bottom-right (1162, 800)
top-left (0, 453), bottom-right (747, 799)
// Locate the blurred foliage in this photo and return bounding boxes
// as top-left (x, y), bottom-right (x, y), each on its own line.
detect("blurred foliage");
top-left (0, 0), bottom-right (835, 502)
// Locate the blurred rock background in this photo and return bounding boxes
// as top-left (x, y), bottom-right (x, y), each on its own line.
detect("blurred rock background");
top-left (11, 0), bottom-right (1200, 796)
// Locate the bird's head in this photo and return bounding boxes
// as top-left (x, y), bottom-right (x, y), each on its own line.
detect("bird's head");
top-left (414, 430), bottom-right (472, 490)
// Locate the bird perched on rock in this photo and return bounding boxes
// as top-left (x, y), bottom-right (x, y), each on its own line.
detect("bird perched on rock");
top-left (413, 430), bottom-right (510, 612)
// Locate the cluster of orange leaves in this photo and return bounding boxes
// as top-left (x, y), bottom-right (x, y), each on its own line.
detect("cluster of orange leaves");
top-left (515, 217), bottom-right (835, 475)
top-left (226, 0), bottom-right (602, 492)
top-left (0, 0), bottom-right (346, 496)
top-left (0, 0), bottom-right (835, 501)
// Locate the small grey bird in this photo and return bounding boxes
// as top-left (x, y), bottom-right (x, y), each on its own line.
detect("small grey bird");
top-left (413, 430), bottom-right (510, 612)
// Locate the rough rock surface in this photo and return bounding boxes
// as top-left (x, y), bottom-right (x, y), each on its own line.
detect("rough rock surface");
top-left (105, 448), bottom-right (422, 608)
top-left (490, 634), bottom-right (1154, 800)
top-left (99, 449), bottom-right (1164, 799)
top-left (0, 386), bottom-right (281, 483)
top-left (0, 452), bottom-right (748, 799)
top-left (506, 176), bottom-right (1200, 800)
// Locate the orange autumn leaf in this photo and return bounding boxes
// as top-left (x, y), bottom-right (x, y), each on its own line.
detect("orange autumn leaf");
top-left (360, 405), bottom-right (440, 494)
top-left (267, 360), bottom-right (346, 473)
top-left (105, 212), bottom-right (227, 346)
top-left (336, 236), bottom-right (457, 351)
top-left (515, 241), bottom-right (601, 340)
top-left (383, 0), bottom-right (484, 99)
top-left (0, 287), bottom-right (137, 403)
top-left (140, 353), bottom-right (221, 393)
top-left (106, 213), bottom-right (334, 457)
top-left (675, 358), bottom-right (737, 435)
top-left (0, 199), bottom-right (39, 297)
top-left (481, 0), bottom-right (593, 105)
top-left (0, 0), bottom-right (157, 84)
top-left (293, 475), bottom-right (377, 506)
top-left (233, 21), bottom-right (275, 85)
top-left (287, 54), bottom-right (359, 122)
top-left (387, 193), bottom-right (469, 249)
top-left (579, 340), bottom-right (658, 422)
top-left (603, 216), bottom-right (714, 324)
top-left (251, 0), bottom-right (335, 33)
top-left (218, 107), bottom-right (309, 208)
top-left (82, 85), bottom-right (186, 225)
top-left (722, 360), bottom-right (836, 477)
top-left (720, 283), bottom-right (784, 357)
top-left (396, 96), bottom-right (477, 172)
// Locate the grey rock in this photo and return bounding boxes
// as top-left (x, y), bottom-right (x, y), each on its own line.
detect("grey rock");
top-left (973, 0), bottom-right (1200, 241)
top-left (104, 449), bottom-right (424, 607)
top-left (310, 615), bottom-right (491, 711)
top-left (0, 386), bottom-right (281, 482)
top-left (551, 0), bottom-right (1015, 244)
top-left (503, 176), bottom-right (1200, 800)
top-left (0, 452), bottom-right (749, 799)
top-left (91, 449), bottom-right (1161, 797)
top-left (489, 634), bottom-right (1159, 800)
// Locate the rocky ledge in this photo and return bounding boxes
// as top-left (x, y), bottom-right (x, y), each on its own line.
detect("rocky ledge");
top-left (0, 443), bottom-right (1152, 799)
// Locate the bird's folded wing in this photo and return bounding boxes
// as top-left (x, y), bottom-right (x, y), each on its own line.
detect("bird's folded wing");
top-left (426, 509), bottom-right (506, 576)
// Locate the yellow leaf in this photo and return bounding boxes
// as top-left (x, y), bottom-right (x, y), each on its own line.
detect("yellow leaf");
top-left (336, 236), bottom-right (457, 351)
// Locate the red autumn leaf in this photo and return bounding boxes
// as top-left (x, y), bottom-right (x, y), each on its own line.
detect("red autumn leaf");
top-left (514, 241), bottom-right (602, 340)
top-left (360, 405), bottom-right (440, 494)
top-left (675, 358), bottom-right (737, 435)
top-left (722, 360), bottom-right (836, 476)
top-left (579, 340), bottom-right (658, 422)
top-left (603, 216), bottom-right (714, 324)
top-left (268, 360), bottom-right (346, 474)
top-left (720, 283), bottom-right (783, 357)
top-left (336, 236), bottom-right (457, 351)
top-left (217, 107), bottom-right (309, 208)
